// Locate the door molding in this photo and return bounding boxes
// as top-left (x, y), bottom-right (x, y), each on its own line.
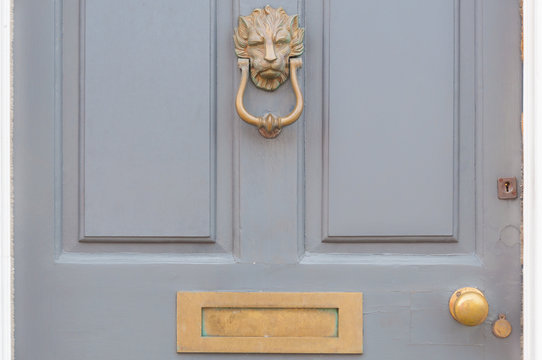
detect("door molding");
top-left (0, 1), bottom-right (539, 360)
top-left (0, 0), bottom-right (11, 359)
top-left (523, 1), bottom-right (542, 359)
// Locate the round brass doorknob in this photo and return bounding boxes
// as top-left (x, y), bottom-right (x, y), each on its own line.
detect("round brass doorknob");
top-left (449, 287), bottom-right (489, 326)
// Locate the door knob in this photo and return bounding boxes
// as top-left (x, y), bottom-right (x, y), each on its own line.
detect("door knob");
top-left (449, 287), bottom-right (488, 326)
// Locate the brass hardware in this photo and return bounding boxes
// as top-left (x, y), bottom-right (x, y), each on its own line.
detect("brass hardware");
top-left (449, 287), bottom-right (489, 326)
top-left (177, 292), bottom-right (363, 354)
top-left (202, 307), bottom-right (338, 338)
top-left (492, 314), bottom-right (512, 338)
top-left (233, 6), bottom-right (305, 138)
top-left (236, 58), bottom-right (303, 138)
top-left (233, 6), bottom-right (304, 91)
top-left (497, 177), bottom-right (518, 199)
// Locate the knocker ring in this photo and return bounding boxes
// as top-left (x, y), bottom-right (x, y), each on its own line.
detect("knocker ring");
top-left (235, 58), bottom-right (303, 139)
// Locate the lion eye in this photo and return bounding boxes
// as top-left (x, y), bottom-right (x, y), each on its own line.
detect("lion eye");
top-left (275, 38), bottom-right (289, 45)
top-left (248, 38), bottom-right (264, 46)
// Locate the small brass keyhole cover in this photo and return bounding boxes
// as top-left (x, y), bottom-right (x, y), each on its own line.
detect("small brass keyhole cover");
top-left (492, 314), bottom-right (512, 338)
top-left (449, 287), bottom-right (489, 326)
top-left (497, 177), bottom-right (518, 199)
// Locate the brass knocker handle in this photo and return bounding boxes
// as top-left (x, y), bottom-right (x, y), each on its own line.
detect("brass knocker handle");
top-left (235, 58), bottom-right (304, 138)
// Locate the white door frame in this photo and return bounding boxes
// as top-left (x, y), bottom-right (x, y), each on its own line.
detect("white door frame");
top-left (0, 1), bottom-right (539, 359)
top-left (522, 1), bottom-right (542, 359)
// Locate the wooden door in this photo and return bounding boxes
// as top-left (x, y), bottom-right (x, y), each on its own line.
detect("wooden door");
top-left (13, 0), bottom-right (522, 359)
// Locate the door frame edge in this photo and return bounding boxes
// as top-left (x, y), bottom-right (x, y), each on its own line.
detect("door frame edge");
top-left (0, 0), bottom-right (11, 358)
top-left (523, 1), bottom-right (542, 359)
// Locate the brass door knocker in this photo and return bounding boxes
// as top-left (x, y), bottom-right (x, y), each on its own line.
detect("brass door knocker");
top-left (233, 5), bottom-right (305, 139)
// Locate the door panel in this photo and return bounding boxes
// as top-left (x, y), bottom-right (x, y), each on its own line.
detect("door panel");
top-left (84, 0), bottom-right (213, 238)
top-left (60, 0), bottom-right (234, 253)
top-left (327, 0), bottom-right (455, 238)
top-left (14, 0), bottom-right (522, 359)
top-left (305, 0), bottom-right (476, 254)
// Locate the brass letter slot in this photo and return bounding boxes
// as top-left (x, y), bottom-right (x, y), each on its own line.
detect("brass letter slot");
top-left (203, 307), bottom-right (338, 338)
top-left (177, 292), bottom-right (363, 354)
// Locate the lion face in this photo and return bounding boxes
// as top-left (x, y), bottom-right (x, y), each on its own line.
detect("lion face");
top-left (234, 5), bottom-right (304, 91)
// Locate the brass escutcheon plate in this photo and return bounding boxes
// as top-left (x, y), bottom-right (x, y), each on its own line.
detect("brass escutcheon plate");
top-left (492, 314), bottom-right (512, 338)
top-left (177, 292), bottom-right (363, 354)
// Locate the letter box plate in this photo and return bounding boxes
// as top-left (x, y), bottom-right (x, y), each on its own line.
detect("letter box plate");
top-left (177, 292), bottom-right (363, 354)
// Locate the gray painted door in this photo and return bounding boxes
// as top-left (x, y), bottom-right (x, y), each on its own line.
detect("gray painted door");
top-left (13, 0), bottom-right (522, 359)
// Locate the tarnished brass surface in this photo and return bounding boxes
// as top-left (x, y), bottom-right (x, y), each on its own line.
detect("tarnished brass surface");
top-left (177, 292), bottom-right (363, 354)
top-left (236, 58), bottom-right (303, 138)
top-left (233, 6), bottom-right (305, 138)
top-left (492, 314), bottom-right (512, 338)
top-left (497, 177), bottom-right (518, 199)
top-left (202, 308), bottom-right (337, 338)
top-left (233, 5), bottom-right (304, 91)
top-left (449, 287), bottom-right (489, 326)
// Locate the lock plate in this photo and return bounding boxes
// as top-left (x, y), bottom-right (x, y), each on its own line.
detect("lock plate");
top-left (497, 177), bottom-right (518, 199)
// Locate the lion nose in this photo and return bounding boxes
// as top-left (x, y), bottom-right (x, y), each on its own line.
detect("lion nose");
top-left (264, 41), bottom-right (277, 62)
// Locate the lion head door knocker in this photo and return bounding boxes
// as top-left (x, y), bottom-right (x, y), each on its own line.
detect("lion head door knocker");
top-left (233, 5), bottom-right (305, 138)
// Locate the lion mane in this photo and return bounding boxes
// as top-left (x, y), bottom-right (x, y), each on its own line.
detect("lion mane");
top-left (233, 5), bottom-right (304, 91)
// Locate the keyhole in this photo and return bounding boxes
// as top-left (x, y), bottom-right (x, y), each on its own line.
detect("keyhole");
top-left (497, 177), bottom-right (517, 199)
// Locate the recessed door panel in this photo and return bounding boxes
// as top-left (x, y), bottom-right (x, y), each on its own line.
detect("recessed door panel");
top-left (58, 0), bottom-right (234, 253)
top-left (305, 0), bottom-right (476, 252)
top-left (328, 0), bottom-right (455, 238)
top-left (84, 0), bottom-right (212, 238)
